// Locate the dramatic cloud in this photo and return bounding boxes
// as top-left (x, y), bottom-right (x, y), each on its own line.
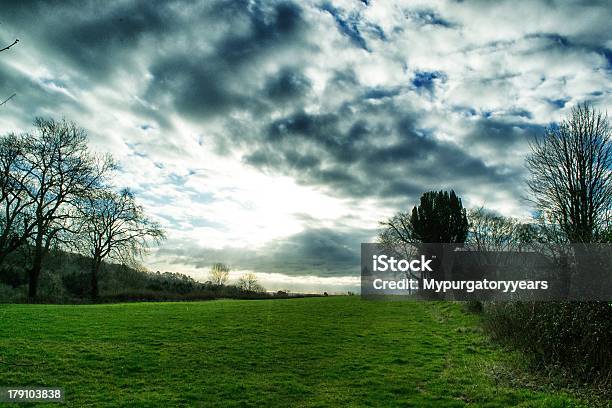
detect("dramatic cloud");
top-left (153, 226), bottom-right (371, 278)
top-left (0, 0), bottom-right (610, 290)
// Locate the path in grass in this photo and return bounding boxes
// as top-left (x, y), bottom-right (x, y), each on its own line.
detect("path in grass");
top-left (0, 297), bottom-right (585, 407)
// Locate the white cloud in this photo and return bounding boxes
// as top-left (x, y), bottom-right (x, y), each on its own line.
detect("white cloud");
top-left (0, 0), bottom-right (609, 291)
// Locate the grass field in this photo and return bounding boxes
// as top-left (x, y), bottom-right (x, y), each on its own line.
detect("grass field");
top-left (0, 297), bottom-right (589, 407)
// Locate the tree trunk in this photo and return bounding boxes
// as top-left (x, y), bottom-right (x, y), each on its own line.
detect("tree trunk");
top-left (27, 253), bottom-right (43, 301)
top-left (0, 251), bottom-right (7, 268)
top-left (90, 257), bottom-right (101, 301)
top-left (27, 229), bottom-right (46, 302)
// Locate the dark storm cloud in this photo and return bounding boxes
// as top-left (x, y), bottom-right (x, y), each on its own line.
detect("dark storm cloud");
top-left (1, 0), bottom-right (610, 282)
top-left (155, 226), bottom-right (372, 277)
top-left (52, 4), bottom-right (169, 76)
top-left (2, 0), bottom-right (177, 79)
top-left (142, 1), bottom-right (309, 120)
top-left (241, 95), bottom-right (523, 203)
top-left (2, 0), bottom-right (607, 204)
top-left (216, 1), bottom-right (305, 63)
top-left (4, 0), bottom-right (309, 107)
top-left (12, 0), bottom-right (308, 131)
top-left (465, 119), bottom-right (544, 149)
top-left (264, 67), bottom-right (312, 101)
top-left (145, 56), bottom-right (253, 119)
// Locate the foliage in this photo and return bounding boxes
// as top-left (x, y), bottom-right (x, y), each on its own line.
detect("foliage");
top-left (483, 302), bottom-right (611, 384)
top-left (237, 272), bottom-right (265, 293)
top-left (410, 190), bottom-right (469, 243)
top-left (0, 264), bottom-right (26, 288)
top-left (380, 190), bottom-right (468, 252)
top-left (62, 271), bottom-right (90, 298)
top-left (474, 105), bottom-right (612, 386)
top-left (0, 248), bottom-right (284, 303)
top-left (379, 190), bottom-right (469, 299)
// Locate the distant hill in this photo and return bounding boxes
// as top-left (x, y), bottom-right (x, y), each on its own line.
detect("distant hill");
top-left (0, 248), bottom-right (302, 303)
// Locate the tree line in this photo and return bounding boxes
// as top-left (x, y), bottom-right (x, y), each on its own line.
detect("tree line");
top-left (381, 104), bottom-right (611, 260)
top-left (0, 118), bottom-right (165, 301)
top-left (0, 32), bottom-right (273, 303)
top-left (379, 103), bottom-right (611, 384)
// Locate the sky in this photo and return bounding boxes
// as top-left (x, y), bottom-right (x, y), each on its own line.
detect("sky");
top-left (0, 0), bottom-right (610, 292)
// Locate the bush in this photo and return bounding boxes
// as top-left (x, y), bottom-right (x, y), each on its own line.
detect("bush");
top-left (0, 283), bottom-right (25, 302)
top-left (0, 265), bottom-right (27, 288)
top-left (483, 301), bottom-right (612, 384)
top-left (38, 269), bottom-right (67, 300)
top-left (0, 248), bottom-right (324, 303)
top-left (464, 300), bottom-right (483, 314)
top-left (144, 271), bottom-right (200, 294)
top-left (62, 272), bottom-right (90, 297)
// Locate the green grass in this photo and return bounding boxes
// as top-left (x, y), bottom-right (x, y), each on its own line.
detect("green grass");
top-left (0, 297), bottom-right (588, 407)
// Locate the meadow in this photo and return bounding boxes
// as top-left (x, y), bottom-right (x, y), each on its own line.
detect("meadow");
top-left (0, 297), bottom-right (590, 407)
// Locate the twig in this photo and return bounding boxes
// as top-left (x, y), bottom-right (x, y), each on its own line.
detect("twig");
top-left (0, 39), bottom-right (19, 52)
top-left (0, 93), bottom-right (16, 107)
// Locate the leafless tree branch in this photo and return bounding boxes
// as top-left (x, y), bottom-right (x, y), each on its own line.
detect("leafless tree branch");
top-left (0, 39), bottom-right (19, 53)
top-left (0, 93), bottom-right (16, 107)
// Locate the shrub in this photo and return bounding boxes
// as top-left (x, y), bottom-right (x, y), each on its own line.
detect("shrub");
top-left (38, 269), bottom-right (67, 300)
top-left (144, 271), bottom-right (200, 294)
top-left (484, 301), bottom-right (611, 384)
top-left (0, 283), bottom-right (24, 302)
top-left (62, 272), bottom-right (90, 297)
top-left (0, 266), bottom-right (27, 288)
top-left (464, 300), bottom-right (483, 314)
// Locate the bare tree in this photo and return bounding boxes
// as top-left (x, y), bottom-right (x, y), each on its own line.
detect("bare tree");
top-left (237, 272), bottom-right (264, 293)
top-left (209, 262), bottom-right (230, 286)
top-left (379, 212), bottom-right (415, 253)
top-left (466, 208), bottom-right (521, 252)
top-left (526, 103), bottom-right (612, 243)
top-left (79, 188), bottom-right (165, 300)
top-left (0, 134), bottom-right (34, 264)
top-left (10, 118), bottom-right (113, 300)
